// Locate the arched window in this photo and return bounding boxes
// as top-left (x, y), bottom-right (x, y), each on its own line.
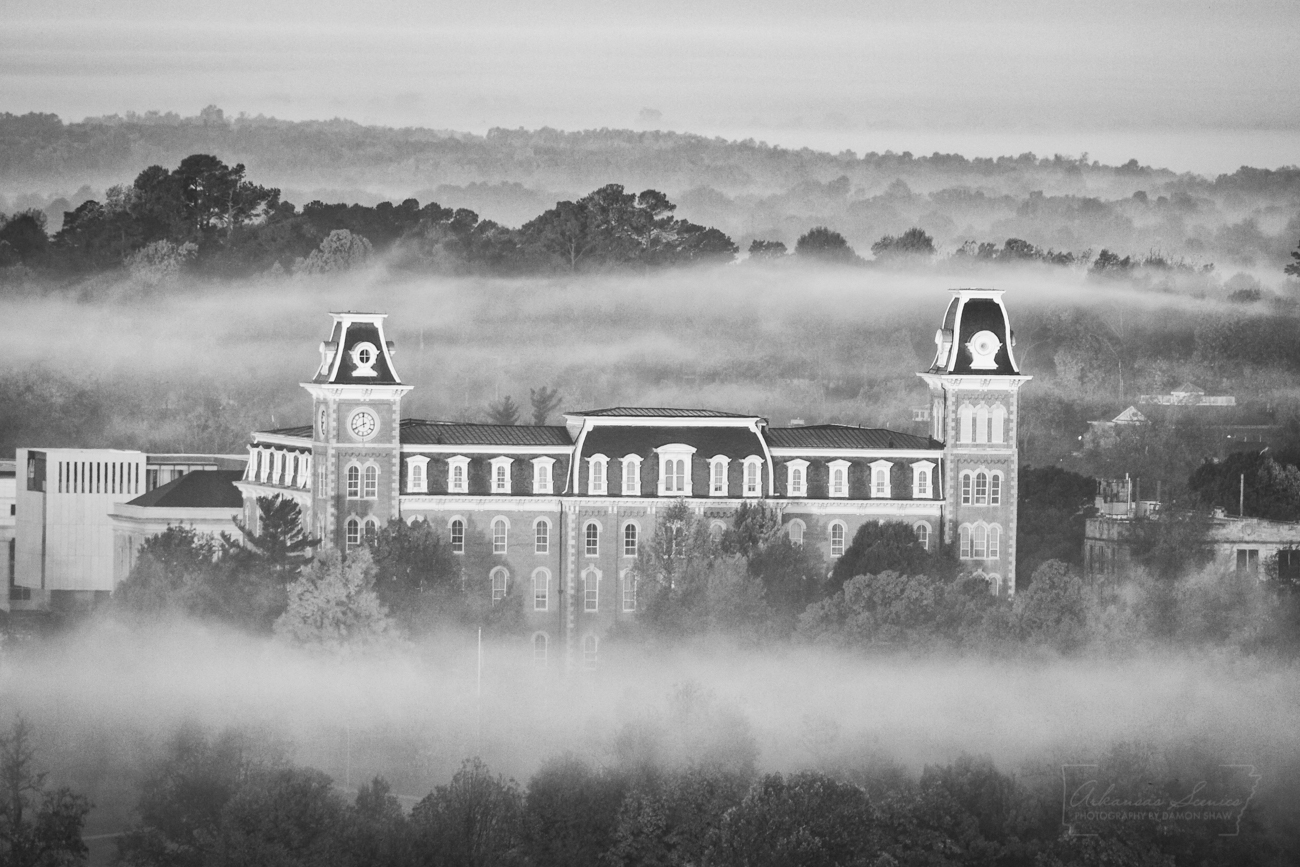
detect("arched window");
top-left (975, 404), bottom-right (990, 444)
top-left (363, 518), bottom-right (378, 545)
top-left (986, 573), bottom-right (1003, 596)
top-left (450, 518), bottom-right (465, 554)
top-left (622, 572), bottom-right (637, 612)
top-left (787, 519), bottom-right (805, 546)
top-left (346, 465), bottom-right (360, 499)
top-left (346, 517), bottom-right (360, 549)
top-left (988, 525), bottom-right (1001, 559)
top-left (712, 460), bottom-right (726, 494)
top-left (914, 522), bottom-right (930, 551)
top-left (583, 569), bottom-right (599, 611)
top-left (495, 464), bottom-right (507, 490)
top-left (533, 632), bottom-right (548, 667)
top-left (916, 469), bottom-right (929, 498)
top-left (974, 472), bottom-right (989, 505)
top-left (585, 522), bottom-right (600, 557)
top-left (589, 456), bottom-right (606, 494)
top-left (991, 403), bottom-right (1007, 444)
top-left (830, 522), bottom-right (846, 557)
top-left (535, 519), bottom-right (550, 554)
top-left (582, 634), bottom-right (598, 670)
top-left (973, 524), bottom-right (988, 559)
top-left (492, 518), bottom-right (508, 554)
top-left (873, 467), bottom-right (888, 496)
top-left (666, 458), bottom-right (686, 493)
top-left (409, 459), bottom-right (426, 493)
top-left (490, 567), bottom-right (509, 602)
top-left (961, 472), bottom-right (972, 505)
top-left (451, 463), bottom-right (466, 492)
top-left (832, 468), bottom-right (846, 496)
top-left (623, 523), bottom-right (638, 557)
top-left (792, 467), bottom-right (804, 495)
top-left (363, 465), bottom-right (378, 499)
top-left (622, 455), bottom-right (642, 495)
top-left (959, 524), bottom-right (971, 559)
top-left (709, 520), bottom-right (727, 543)
top-left (959, 403), bottom-right (974, 443)
top-left (533, 569), bottom-right (549, 611)
top-left (744, 457), bottom-right (761, 496)
top-left (990, 473), bottom-right (1002, 506)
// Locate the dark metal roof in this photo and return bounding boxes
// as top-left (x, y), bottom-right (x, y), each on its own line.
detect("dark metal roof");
top-left (126, 470), bottom-right (245, 509)
top-left (401, 419), bottom-right (573, 446)
top-left (261, 425), bottom-right (313, 439)
top-left (765, 425), bottom-right (941, 450)
top-left (575, 407), bottom-right (756, 418)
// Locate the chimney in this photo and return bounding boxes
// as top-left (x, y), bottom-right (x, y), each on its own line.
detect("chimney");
top-left (789, 418), bottom-right (805, 427)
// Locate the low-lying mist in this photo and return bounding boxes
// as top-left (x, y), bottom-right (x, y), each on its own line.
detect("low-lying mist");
top-left (3, 260), bottom-right (1286, 459)
top-left (6, 616), bottom-right (1298, 840)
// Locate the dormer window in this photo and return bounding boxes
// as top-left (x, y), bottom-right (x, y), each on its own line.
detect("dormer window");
top-left (785, 459), bottom-right (809, 497)
top-left (658, 444), bottom-right (696, 496)
top-left (869, 460), bottom-right (892, 498)
top-left (742, 456), bottom-right (763, 497)
top-left (588, 454), bottom-right (609, 495)
top-left (532, 457), bottom-right (555, 494)
top-left (350, 341), bottom-right (379, 376)
top-left (489, 456), bottom-right (514, 495)
top-left (828, 460), bottom-right (851, 498)
top-left (447, 456), bottom-right (469, 493)
top-left (911, 460), bottom-right (935, 499)
top-left (406, 456), bottom-right (429, 493)
top-left (621, 455), bottom-right (642, 495)
top-left (709, 456), bottom-right (731, 497)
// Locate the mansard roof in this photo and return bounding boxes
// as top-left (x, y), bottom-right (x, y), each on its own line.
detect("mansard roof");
top-left (580, 425), bottom-right (767, 461)
top-left (262, 425), bottom-right (313, 439)
top-left (765, 425), bottom-right (940, 451)
top-left (126, 470), bottom-right (245, 509)
top-left (312, 312), bottom-right (401, 386)
top-left (575, 407), bottom-right (756, 419)
top-left (400, 419), bottom-right (573, 446)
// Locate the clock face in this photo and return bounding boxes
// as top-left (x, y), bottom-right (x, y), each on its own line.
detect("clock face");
top-left (349, 409), bottom-right (378, 440)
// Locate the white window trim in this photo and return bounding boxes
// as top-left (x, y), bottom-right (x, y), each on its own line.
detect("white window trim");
top-left (622, 520), bottom-right (640, 557)
top-left (742, 455), bottom-right (763, 498)
top-left (345, 460), bottom-right (362, 499)
top-left (532, 568), bottom-right (550, 611)
top-left (407, 455), bottom-right (430, 493)
top-left (829, 520), bottom-right (847, 557)
top-left (531, 456), bottom-right (556, 494)
top-left (621, 569), bottom-right (637, 612)
top-left (587, 453), bottom-right (609, 496)
top-left (828, 459), bottom-right (851, 499)
top-left (709, 455), bottom-right (731, 497)
top-left (785, 459), bottom-right (809, 497)
top-left (869, 459), bottom-right (893, 499)
top-left (490, 566), bottom-right (509, 602)
top-left (584, 520), bottom-right (601, 557)
top-left (582, 566), bottom-right (601, 612)
top-left (959, 403), bottom-right (974, 443)
top-left (991, 403), bottom-right (1007, 444)
top-left (658, 444), bottom-right (697, 497)
top-left (447, 455), bottom-right (470, 493)
top-left (910, 460), bottom-right (935, 499)
top-left (914, 521), bottom-right (930, 551)
top-left (362, 461), bottom-right (380, 500)
top-left (534, 517), bottom-right (551, 554)
top-left (489, 456), bottom-right (514, 495)
top-left (787, 518), bottom-right (806, 546)
top-left (448, 515), bottom-right (466, 554)
top-left (491, 515), bottom-right (510, 554)
top-left (975, 403), bottom-right (990, 444)
top-left (621, 454), bottom-right (642, 496)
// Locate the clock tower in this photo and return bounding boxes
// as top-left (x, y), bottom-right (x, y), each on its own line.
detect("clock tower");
top-left (303, 312), bottom-right (411, 549)
top-left (918, 290), bottom-right (1030, 595)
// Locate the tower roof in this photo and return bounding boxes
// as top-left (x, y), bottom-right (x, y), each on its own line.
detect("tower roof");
top-left (312, 312), bottom-right (401, 385)
top-left (927, 289), bottom-right (1021, 376)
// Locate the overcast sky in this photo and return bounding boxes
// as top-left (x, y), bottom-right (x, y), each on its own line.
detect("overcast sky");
top-left (4, 0), bottom-right (1298, 173)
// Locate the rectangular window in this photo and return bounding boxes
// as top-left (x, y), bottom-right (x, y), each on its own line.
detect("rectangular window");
top-left (584, 574), bottom-right (598, 611)
top-left (534, 574), bottom-right (548, 611)
top-left (990, 474), bottom-right (1001, 506)
top-left (960, 527), bottom-right (971, 559)
top-left (623, 575), bottom-right (636, 612)
top-left (745, 462), bottom-right (759, 495)
top-left (974, 474), bottom-right (988, 505)
top-left (535, 522), bottom-right (549, 554)
top-left (961, 474), bottom-right (971, 505)
top-left (874, 470), bottom-right (887, 496)
top-left (1236, 548), bottom-right (1260, 576)
top-left (713, 461), bottom-right (725, 494)
top-left (988, 526), bottom-right (1000, 559)
top-left (973, 526), bottom-right (987, 559)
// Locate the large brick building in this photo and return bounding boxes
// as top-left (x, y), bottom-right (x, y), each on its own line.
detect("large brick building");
top-left (236, 289), bottom-right (1029, 664)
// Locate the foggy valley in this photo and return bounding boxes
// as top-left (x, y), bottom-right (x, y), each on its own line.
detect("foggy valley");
top-left (5, 1), bottom-right (1300, 864)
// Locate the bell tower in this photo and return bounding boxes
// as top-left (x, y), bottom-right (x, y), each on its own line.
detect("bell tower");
top-left (918, 290), bottom-right (1030, 595)
top-left (303, 313), bottom-right (412, 550)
